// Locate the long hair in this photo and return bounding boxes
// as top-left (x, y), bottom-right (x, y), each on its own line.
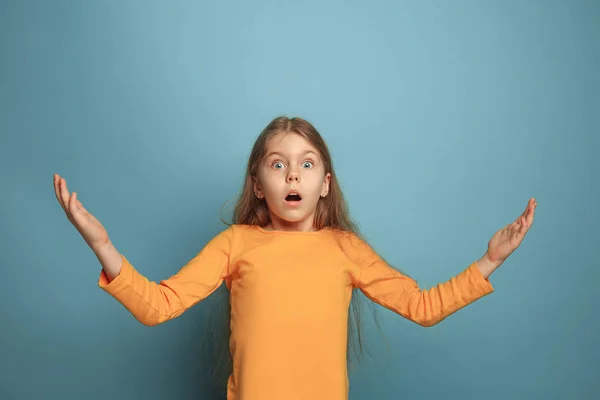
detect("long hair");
top-left (204, 116), bottom-right (409, 392)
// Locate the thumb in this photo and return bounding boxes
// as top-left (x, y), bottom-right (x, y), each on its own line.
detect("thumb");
top-left (75, 196), bottom-right (101, 225)
top-left (74, 194), bottom-right (88, 215)
top-left (69, 192), bottom-right (83, 219)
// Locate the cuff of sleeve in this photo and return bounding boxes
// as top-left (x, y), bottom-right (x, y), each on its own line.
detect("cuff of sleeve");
top-left (98, 254), bottom-right (130, 292)
top-left (469, 261), bottom-right (495, 294)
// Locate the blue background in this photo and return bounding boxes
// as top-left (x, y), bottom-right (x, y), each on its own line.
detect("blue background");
top-left (1, 0), bottom-right (598, 399)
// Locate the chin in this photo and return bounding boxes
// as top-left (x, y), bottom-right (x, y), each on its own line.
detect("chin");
top-left (279, 214), bottom-right (309, 223)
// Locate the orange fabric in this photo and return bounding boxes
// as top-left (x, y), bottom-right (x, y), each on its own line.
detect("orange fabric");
top-left (98, 224), bottom-right (494, 399)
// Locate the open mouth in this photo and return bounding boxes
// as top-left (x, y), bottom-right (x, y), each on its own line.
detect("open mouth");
top-left (285, 194), bottom-right (302, 201)
top-left (285, 191), bottom-right (302, 204)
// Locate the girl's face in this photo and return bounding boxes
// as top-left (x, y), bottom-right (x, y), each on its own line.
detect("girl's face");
top-left (253, 131), bottom-right (331, 232)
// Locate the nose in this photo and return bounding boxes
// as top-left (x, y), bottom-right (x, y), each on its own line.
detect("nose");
top-left (286, 169), bottom-right (300, 183)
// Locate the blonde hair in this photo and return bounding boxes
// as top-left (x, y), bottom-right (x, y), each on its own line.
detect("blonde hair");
top-left (205, 116), bottom-right (407, 392)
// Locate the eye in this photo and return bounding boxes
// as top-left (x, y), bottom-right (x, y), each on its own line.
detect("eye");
top-left (302, 161), bottom-right (314, 169)
top-left (272, 161), bottom-right (285, 170)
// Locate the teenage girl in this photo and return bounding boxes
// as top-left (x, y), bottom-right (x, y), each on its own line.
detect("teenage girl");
top-left (53, 116), bottom-right (537, 400)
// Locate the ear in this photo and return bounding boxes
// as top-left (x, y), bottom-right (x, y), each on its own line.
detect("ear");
top-left (321, 172), bottom-right (331, 197)
top-left (253, 177), bottom-right (264, 199)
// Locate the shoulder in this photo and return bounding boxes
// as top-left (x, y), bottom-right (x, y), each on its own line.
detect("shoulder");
top-left (329, 229), bottom-right (381, 264)
top-left (228, 223), bottom-right (259, 236)
top-left (327, 228), bottom-right (363, 251)
top-left (329, 228), bottom-right (367, 247)
top-left (201, 224), bottom-right (257, 254)
top-left (215, 224), bottom-right (262, 245)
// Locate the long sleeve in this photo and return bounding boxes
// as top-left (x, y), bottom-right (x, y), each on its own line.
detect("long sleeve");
top-left (351, 235), bottom-right (494, 327)
top-left (97, 226), bottom-right (234, 326)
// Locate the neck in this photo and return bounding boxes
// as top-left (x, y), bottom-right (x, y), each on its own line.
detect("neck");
top-left (264, 214), bottom-right (317, 232)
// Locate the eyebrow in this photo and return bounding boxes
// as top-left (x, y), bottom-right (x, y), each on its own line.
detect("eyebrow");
top-left (264, 150), bottom-right (320, 160)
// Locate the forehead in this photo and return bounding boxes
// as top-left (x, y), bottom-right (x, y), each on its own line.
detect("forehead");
top-left (264, 131), bottom-right (320, 157)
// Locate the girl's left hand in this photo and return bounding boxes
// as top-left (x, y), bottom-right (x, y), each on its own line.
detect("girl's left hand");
top-left (485, 198), bottom-right (537, 265)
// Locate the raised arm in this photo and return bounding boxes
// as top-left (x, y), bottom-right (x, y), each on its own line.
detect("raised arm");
top-left (357, 255), bottom-right (494, 327)
top-left (347, 234), bottom-right (493, 327)
top-left (53, 173), bottom-right (233, 327)
top-left (96, 227), bottom-right (234, 326)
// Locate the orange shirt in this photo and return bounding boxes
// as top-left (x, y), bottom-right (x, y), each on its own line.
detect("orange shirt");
top-left (98, 224), bottom-right (494, 400)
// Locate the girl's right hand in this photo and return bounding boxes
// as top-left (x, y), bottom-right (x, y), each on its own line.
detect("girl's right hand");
top-left (53, 174), bottom-right (110, 250)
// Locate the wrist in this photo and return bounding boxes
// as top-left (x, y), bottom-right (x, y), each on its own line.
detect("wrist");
top-left (91, 238), bottom-right (113, 255)
top-left (92, 239), bottom-right (123, 282)
top-left (476, 252), bottom-right (503, 279)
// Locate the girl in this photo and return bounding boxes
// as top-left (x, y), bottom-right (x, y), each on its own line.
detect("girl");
top-left (53, 116), bottom-right (537, 400)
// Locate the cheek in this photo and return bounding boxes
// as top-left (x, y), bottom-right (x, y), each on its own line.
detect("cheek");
top-left (260, 175), bottom-right (282, 196)
top-left (307, 175), bottom-right (326, 195)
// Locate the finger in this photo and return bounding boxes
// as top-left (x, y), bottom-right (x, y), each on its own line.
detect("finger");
top-left (526, 206), bottom-right (534, 224)
top-left (60, 178), bottom-right (71, 211)
top-left (76, 198), bottom-right (94, 221)
top-left (69, 192), bottom-right (81, 221)
top-left (514, 219), bottom-right (524, 239)
top-left (514, 211), bottom-right (524, 225)
top-left (58, 178), bottom-right (67, 206)
top-left (506, 222), bottom-right (517, 237)
top-left (58, 181), bottom-right (72, 217)
top-left (75, 197), bottom-right (88, 215)
top-left (522, 216), bottom-right (531, 237)
top-left (521, 200), bottom-right (535, 223)
top-left (54, 175), bottom-right (67, 211)
top-left (53, 175), bottom-right (64, 211)
top-left (521, 199), bottom-right (533, 217)
top-left (527, 197), bottom-right (535, 210)
top-left (528, 203), bottom-right (536, 223)
top-left (506, 223), bottom-right (515, 238)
